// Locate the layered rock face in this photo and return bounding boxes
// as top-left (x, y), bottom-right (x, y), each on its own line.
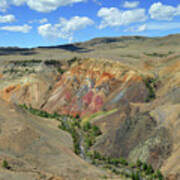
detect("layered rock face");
top-left (0, 41), bottom-right (179, 179)
top-left (0, 58), bottom-right (149, 116)
top-left (43, 59), bottom-right (149, 117)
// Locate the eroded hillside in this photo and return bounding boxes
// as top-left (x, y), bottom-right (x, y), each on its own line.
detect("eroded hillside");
top-left (0, 35), bottom-right (179, 180)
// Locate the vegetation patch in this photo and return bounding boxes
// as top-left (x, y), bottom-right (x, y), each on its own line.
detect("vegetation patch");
top-left (10, 59), bottom-right (42, 66)
top-left (19, 104), bottom-right (164, 180)
top-left (89, 152), bottom-right (164, 180)
top-left (67, 57), bottom-right (80, 66)
top-left (3, 68), bottom-right (35, 75)
top-left (57, 67), bottom-right (66, 74)
top-left (3, 59), bottom-right (67, 76)
top-left (44, 60), bottom-right (61, 66)
top-left (82, 108), bottom-right (118, 123)
top-left (19, 105), bottom-right (101, 156)
top-left (2, 160), bottom-right (10, 170)
top-left (144, 51), bottom-right (174, 58)
top-left (143, 77), bottom-right (158, 102)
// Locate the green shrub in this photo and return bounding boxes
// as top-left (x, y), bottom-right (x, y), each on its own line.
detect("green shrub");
top-left (57, 67), bottom-right (66, 74)
top-left (92, 151), bottom-right (101, 160)
top-left (92, 125), bottom-right (102, 136)
top-left (146, 164), bottom-right (154, 174)
top-left (118, 157), bottom-right (128, 166)
top-left (144, 52), bottom-right (173, 58)
top-left (142, 162), bottom-right (148, 171)
top-left (112, 168), bottom-right (119, 174)
top-left (58, 122), bottom-right (67, 131)
top-left (129, 163), bottom-right (136, 168)
top-left (84, 136), bottom-right (93, 149)
top-left (75, 114), bottom-right (80, 119)
top-left (144, 78), bottom-right (157, 102)
top-left (101, 175), bottom-right (108, 179)
top-left (82, 121), bottom-right (91, 131)
top-left (68, 57), bottom-right (79, 66)
top-left (72, 119), bottom-right (80, 128)
top-left (74, 142), bottom-right (81, 155)
top-left (109, 158), bottom-right (119, 166)
top-left (2, 160), bottom-right (9, 169)
top-left (136, 159), bottom-right (142, 168)
top-left (131, 171), bottom-right (140, 180)
top-left (156, 170), bottom-right (163, 180)
top-left (92, 159), bottom-right (96, 165)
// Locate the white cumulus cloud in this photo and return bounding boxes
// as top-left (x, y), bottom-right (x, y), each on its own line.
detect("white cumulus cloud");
top-left (149, 2), bottom-right (180, 21)
top-left (0, 14), bottom-right (16, 23)
top-left (147, 22), bottom-right (180, 30)
top-left (97, 7), bottom-right (147, 29)
top-left (29, 18), bottom-right (48, 24)
top-left (123, 1), bottom-right (139, 8)
top-left (39, 18), bottom-right (48, 24)
top-left (137, 24), bottom-right (147, 32)
top-left (126, 22), bottom-right (180, 32)
top-left (38, 16), bottom-right (94, 42)
top-left (0, 0), bottom-right (9, 12)
top-left (125, 24), bottom-right (147, 32)
top-left (0, 0), bottom-right (86, 13)
top-left (0, 24), bottom-right (32, 33)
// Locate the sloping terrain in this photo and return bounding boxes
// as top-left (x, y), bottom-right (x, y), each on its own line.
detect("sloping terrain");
top-left (0, 34), bottom-right (179, 180)
top-left (0, 99), bottom-right (106, 180)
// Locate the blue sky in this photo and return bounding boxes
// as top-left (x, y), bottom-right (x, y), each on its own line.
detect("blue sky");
top-left (0, 0), bottom-right (180, 47)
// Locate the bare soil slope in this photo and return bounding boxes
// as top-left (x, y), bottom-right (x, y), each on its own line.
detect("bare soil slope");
top-left (0, 99), bottom-right (105, 180)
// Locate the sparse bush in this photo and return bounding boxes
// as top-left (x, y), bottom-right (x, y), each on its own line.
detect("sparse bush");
top-left (75, 114), bottom-right (80, 119)
top-left (136, 159), bottom-right (142, 168)
top-left (144, 78), bottom-right (156, 102)
top-left (124, 172), bottom-right (131, 178)
top-left (74, 141), bottom-right (81, 155)
top-left (112, 168), bottom-right (119, 174)
top-left (156, 170), bottom-right (163, 180)
top-left (101, 175), bottom-right (108, 179)
top-left (82, 121), bottom-right (91, 131)
top-left (142, 162), bottom-right (148, 171)
top-left (92, 125), bottom-right (102, 136)
top-left (144, 52), bottom-right (174, 58)
top-left (57, 67), bottom-right (66, 74)
top-left (146, 164), bottom-right (154, 174)
top-left (93, 151), bottom-right (102, 160)
top-left (67, 57), bottom-right (79, 66)
top-left (118, 157), bottom-right (128, 166)
top-left (84, 136), bottom-right (93, 150)
top-left (129, 163), bottom-right (136, 168)
top-left (131, 171), bottom-right (141, 180)
top-left (110, 158), bottom-right (119, 166)
top-left (2, 160), bottom-right (9, 169)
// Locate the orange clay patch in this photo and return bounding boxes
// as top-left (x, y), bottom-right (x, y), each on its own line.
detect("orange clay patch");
top-left (0, 84), bottom-right (21, 102)
top-left (95, 72), bottom-right (114, 87)
top-left (131, 75), bottom-right (143, 82)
